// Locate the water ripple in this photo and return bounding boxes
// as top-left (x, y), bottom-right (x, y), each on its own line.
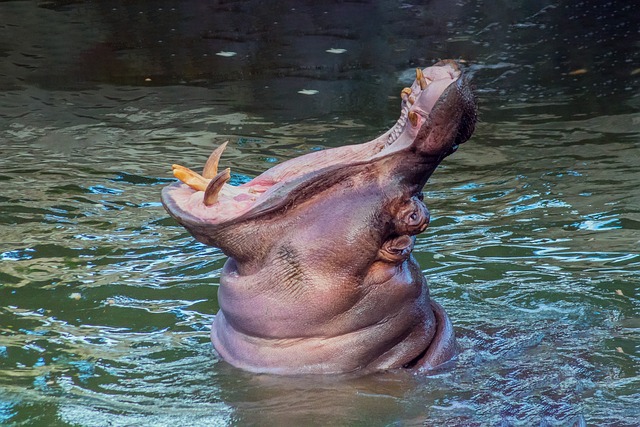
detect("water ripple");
top-left (1, 1), bottom-right (638, 425)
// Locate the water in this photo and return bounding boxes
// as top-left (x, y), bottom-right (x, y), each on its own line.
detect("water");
top-left (1, 0), bottom-right (638, 425)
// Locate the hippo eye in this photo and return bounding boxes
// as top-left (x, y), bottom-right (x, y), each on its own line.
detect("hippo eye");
top-left (409, 212), bottom-right (418, 222)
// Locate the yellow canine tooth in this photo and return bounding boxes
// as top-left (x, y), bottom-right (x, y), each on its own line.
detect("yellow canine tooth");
top-left (408, 110), bottom-right (419, 127)
top-left (202, 140), bottom-right (229, 179)
top-left (172, 164), bottom-right (209, 191)
top-left (408, 95), bottom-right (415, 105)
top-left (416, 68), bottom-right (428, 90)
top-left (203, 168), bottom-right (231, 206)
top-left (401, 87), bottom-right (412, 99)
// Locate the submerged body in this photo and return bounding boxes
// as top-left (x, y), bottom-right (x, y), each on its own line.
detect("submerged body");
top-left (162, 60), bottom-right (477, 375)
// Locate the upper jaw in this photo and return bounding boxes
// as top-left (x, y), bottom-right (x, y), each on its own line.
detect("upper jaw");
top-left (162, 60), bottom-right (473, 228)
top-left (385, 60), bottom-right (462, 149)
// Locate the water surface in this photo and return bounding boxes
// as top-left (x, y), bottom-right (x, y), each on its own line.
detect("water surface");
top-left (1, 1), bottom-right (638, 425)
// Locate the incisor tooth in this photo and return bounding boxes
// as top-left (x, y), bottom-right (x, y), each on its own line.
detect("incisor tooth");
top-left (202, 141), bottom-right (229, 179)
top-left (408, 110), bottom-right (419, 127)
top-left (172, 164), bottom-right (209, 191)
top-left (401, 87), bottom-right (412, 99)
top-left (416, 68), bottom-right (428, 90)
top-left (204, 168), bottom-right (231, 206)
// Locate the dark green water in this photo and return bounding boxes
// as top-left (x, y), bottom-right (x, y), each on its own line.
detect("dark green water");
top-left (1, 1), bottom-right (638, 425)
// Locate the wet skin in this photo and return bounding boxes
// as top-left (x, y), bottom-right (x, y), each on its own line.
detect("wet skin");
top-left (162, 60), bottom-right (477, 375)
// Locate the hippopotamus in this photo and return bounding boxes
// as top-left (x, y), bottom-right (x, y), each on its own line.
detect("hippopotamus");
top-left (161, 60), bottom-right (477, 375)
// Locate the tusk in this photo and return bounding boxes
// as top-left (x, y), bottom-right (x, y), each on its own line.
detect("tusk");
top-left (172, 164), bottom-right (210, 191)
top-left (416, 68), bottom-right (428, 90)
top-left (204, 168), bottom-right (231, 206)
top-left (202, 141), bottom-right (229, 179)
top-left (408, 111), bottom-right (419, 127)
top-left (401, 87), bottom-right (412, 99)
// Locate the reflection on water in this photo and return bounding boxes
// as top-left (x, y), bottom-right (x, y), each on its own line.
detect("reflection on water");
top-left (1, 0), bottom-right (638, 425)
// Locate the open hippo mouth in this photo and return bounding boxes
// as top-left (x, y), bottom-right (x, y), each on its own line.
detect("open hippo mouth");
top-left (162, 60), bottom-right (477, 375)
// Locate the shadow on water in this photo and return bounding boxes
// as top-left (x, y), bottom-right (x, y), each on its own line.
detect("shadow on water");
top-left (0, 0), bottom-right (638, 426)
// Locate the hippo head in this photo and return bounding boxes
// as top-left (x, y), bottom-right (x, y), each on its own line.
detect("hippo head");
top-left (162, 60), bottom-right (477, 375)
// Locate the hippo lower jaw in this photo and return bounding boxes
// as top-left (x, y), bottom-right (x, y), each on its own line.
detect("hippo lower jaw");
top-left (162, 60), bottom-right (477, 375)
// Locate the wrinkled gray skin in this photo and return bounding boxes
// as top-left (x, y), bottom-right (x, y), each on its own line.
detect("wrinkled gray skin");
top-left (162, 60), bottom-right (477, 375)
